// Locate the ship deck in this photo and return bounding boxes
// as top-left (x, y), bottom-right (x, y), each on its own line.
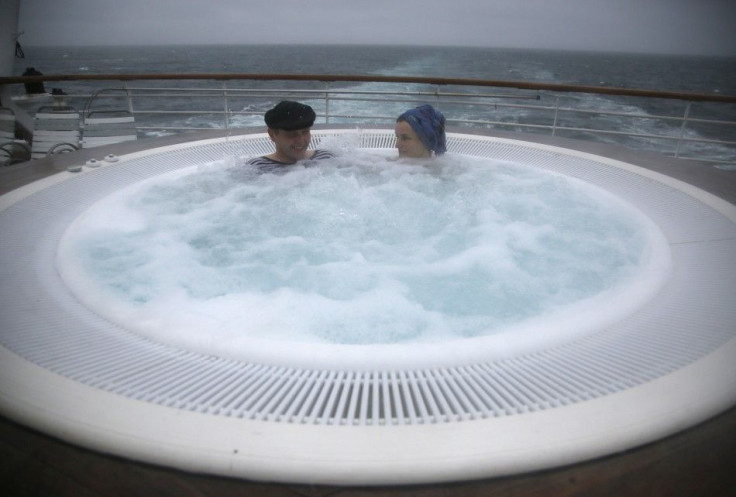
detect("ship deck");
top-left (2, 128), bottom-right (735, 496)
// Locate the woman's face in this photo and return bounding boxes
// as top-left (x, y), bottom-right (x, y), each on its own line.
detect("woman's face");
top-left (395, 121), bottom-right (430, 158)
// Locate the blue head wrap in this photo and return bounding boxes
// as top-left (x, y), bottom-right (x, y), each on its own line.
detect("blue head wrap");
top-left (397, 104), bottom-right (447, 156)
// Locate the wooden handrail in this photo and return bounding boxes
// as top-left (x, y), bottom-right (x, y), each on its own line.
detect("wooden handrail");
top-left (2, 73), bottom-right (735, 103)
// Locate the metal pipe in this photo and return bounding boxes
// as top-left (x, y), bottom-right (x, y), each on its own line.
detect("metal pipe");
top-left (324, 82), bottom-right (331, 124)
top-left (675, 102), bottom-right (692, 158)
top-left (552, 96), bottom-right (560, 136)
top-left (222, 81), bottom-right (230, 130)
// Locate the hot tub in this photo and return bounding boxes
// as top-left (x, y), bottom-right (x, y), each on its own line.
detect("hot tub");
top-left (1, 130), bottom-right (735, 485)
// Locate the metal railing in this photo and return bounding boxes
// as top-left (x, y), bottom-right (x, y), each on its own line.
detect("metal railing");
top-left (2, 73), bottom-right (735, 165)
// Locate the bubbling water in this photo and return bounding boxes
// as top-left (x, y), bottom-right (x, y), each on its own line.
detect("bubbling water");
top-left (58, 150), bottom-right (668, 363)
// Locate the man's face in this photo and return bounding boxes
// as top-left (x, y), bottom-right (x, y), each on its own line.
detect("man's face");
top-left (269, 127), bottom-right (312, 163)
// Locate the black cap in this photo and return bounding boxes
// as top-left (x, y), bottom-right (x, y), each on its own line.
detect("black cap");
top-left (264, 101), bottom-right (316, 131)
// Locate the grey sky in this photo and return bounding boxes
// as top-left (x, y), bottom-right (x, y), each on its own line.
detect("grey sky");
top-left (16, 0), bottom-right (736, 56)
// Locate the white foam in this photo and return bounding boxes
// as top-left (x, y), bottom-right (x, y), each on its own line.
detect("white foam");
top-left (57, 150), bottom-right (670, 368)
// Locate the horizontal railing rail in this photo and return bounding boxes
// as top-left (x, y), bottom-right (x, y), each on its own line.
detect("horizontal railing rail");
top-left (4, 73), bottom-right (736, 102)
top-left (2, 73), bottom-right (735, 165)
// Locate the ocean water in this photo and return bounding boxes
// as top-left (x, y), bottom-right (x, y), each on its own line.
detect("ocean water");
top-left (15, 44), bottom-right (736, 92)
top-left (13, 44), bottom-right (736, 160)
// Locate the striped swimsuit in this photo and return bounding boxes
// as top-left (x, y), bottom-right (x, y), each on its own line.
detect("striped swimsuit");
top-left (245, 149), bottom-right (334, 173)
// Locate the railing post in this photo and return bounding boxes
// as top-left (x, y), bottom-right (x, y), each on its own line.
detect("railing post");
top-left (123, 82), bottom-right (135, 116)
top-left (675, 101), bottom-right (692, 158)
top-left (324, 82), bottom-right (331, 124)
top-left (552, 96), bottom-right (560, 136)
top-left (222, 81), bottom-right (230, 130)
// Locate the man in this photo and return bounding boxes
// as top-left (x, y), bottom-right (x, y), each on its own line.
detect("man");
top-left (246, 101), bottom-right (333, 170)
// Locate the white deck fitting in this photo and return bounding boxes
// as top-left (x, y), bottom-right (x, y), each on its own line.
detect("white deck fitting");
top-left (81, 110), bottom-right (137, 148)
top-left (1, 130), bottom-right (735, 485)
top-left (30, 109), bottom-right (81, 159)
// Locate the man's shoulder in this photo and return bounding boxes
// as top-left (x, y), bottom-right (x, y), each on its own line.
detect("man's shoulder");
top-left (310, 149), bottom-right (335, 160)
top-left (243, 150), bottom-right (334, 174)
top-left (245, 155), bottom-right (281, 167)
top-left (245, 150), bottom-right (333, 166)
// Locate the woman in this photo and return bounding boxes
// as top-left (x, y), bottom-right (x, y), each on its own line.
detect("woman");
top-left (395, 104), bottom-right (447, 159)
